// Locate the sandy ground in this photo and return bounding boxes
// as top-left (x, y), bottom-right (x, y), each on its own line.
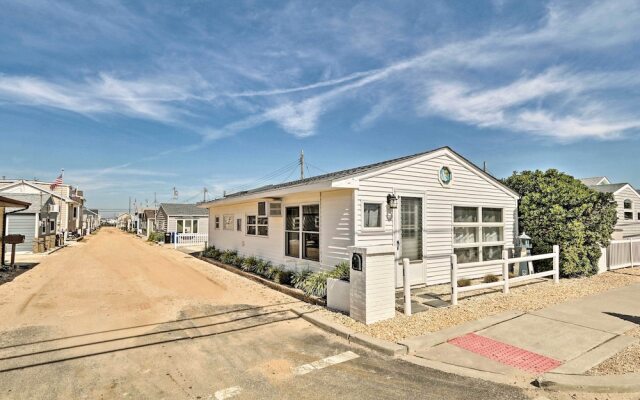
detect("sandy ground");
top-left (0, 228), bottom-right (292, 336)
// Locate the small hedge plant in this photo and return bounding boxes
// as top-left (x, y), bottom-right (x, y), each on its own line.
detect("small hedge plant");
top-left (202, 246), bottom-right (351, 299)
top-left (483, 274), bottom-right (500, 283)
top-left (148, 231), bottom-right (165, 242)
top-left (457, 278), bottom-right (472, 287)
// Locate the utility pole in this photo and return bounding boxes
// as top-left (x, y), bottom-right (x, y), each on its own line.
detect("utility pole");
top-left (300, 150), bottom-right (305, 180)
top-left (203, 187), bottom-right (208, 202)
top-left (153, 192), bottom-right (157, 209)
top-left (483, 161), bottom-right (487, 172)
top-left (128, 197), bottom-right (131, 215)
top-left (172, 187), bottom-right (178, 200)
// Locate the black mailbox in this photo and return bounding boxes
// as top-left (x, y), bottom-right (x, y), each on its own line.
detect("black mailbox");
top-left (351, 252), bottom-right (363, 271)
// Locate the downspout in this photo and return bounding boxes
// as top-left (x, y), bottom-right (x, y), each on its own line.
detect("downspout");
top-left (1, 205), bottom-right (29, 267)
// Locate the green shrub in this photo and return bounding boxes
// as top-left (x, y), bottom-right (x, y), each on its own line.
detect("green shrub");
top-left (241, 256), bottom-right (259, 273)
top-left (265, 264), bottom-right (282, 280)
top-left (253, 259), bottom-right (270, 277)
top-left (220, 250), bottom-right (238, 265)
top-left (483, 274), bottom-right (500, 283)
top-left (329, 261), bottom-right (350, 282)
top-left (232, 255), bottom-right (244, 268)
top-left (148, 231), bottom-right (164, 242)
top-left (503, 169), bottom-right (617, 277)
top-left (203, 246), bottom-right (221, 259)
top-left (274, 269), bottom-right (292, 285)
top-left (291, 268), bottom-right (313, 290)
top-left (302, 271), bottom-right (332, 298)
top-left (457, 278), bottom-right (472, 287)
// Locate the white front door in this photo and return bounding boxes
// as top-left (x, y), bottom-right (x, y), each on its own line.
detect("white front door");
top-left (395, 195), bottom-right (426, 288)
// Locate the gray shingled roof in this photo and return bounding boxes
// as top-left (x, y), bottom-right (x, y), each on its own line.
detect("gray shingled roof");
top-left (160, 203), bottom-right (208, 216)
top-left (588, 183), bottom-right (628, 193)
top-left (217, 146), bottom-right (515, 202)
top-left (580, 177), bottom-right (608, 186)
top-left (0, 193), bottom-right (52, 213)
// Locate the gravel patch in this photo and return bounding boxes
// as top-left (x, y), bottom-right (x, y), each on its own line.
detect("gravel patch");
top-left (320, 267), bottom-right (640, 343)
top-left (587, 327), bottom-right (640, 376)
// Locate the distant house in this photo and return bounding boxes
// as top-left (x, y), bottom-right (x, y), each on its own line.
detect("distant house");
top-left (200, 147), bottom-right (520, 287)
top-left (134, 208), bottom-right (157, 237)
top-left (116, 213), bottom-right (132, 231)
top-left (1, 195), bottom-right (31, 265)
top-left (1, 193), bottom-right (60, 253)
top-left (581, 176), bottom-right (640, 239)
top-left (82, 208), bottom-right (100, 234)
top-left (156, 203), bottom-right (209, 235)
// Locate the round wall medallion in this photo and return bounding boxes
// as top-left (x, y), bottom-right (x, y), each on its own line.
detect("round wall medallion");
top-left (439, 166), bottom-right (452, 185)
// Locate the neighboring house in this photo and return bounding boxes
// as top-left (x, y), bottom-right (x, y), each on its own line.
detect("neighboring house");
top-left (82, 208), bottom-right (100, 234)
top-left (138, 209), bottom-right (157, 238)
top-left (156, 203), bottom-right (209, 234)
top-left (581, 176), bottom-right (640, 239)
top-left (200, 147), bottom-right (520, 287)
top-left (1, 193), bottom-right (59, 253)
top-left (0, 180), bottom-right (72, 239)
top-left (1, 195), bottom-right (31, 265)
top-left (0, 179), bottom-right (85, 238)
top-left (117, 213), bottom-right (132, 231)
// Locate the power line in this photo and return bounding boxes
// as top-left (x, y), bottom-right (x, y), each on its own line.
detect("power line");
top-left (224, 159), bottom-right (300, 195)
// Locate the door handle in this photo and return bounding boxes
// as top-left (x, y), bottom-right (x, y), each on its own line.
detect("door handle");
top-left (396, 240), bottom-right (400, 251)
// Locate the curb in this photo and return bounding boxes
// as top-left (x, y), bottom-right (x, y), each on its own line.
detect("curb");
top-left (535, 372), bottom-right (640, 393)
top-left (195, 255), bottom-right (326, 306)
top-left (292, 308), bottom-right (408, 357)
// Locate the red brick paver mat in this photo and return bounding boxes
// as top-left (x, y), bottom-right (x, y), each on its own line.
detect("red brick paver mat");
top-left (448, 333), bottom-right (562, 374)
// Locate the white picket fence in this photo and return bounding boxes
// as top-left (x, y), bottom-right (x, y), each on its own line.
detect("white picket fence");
top-left (174, 233), bottom-right (208, 249)
top-left (608, 239), bottom-right (640, 270)
top-left (450, 245), bottom-right (559, 305)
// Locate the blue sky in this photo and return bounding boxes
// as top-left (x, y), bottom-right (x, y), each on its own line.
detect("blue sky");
top-left (1, 1), bottom-right (639, 215)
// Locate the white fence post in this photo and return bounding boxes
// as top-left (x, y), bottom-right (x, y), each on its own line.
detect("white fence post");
top-left (450, 254), bottom-right (458, 306)
top-left (174, 233), bottom-right (178, 249)
top-left (630, 239), bottom-right (634, 268)
top-left (403, 258), bottom-right (411, 316)
top-left (553, 245), bottom-right (560, 283)
top-left (502, 249), bottom-right (510, 295)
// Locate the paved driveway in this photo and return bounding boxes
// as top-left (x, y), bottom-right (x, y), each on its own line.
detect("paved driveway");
top-left (0, 228), bottom-right (531, 399)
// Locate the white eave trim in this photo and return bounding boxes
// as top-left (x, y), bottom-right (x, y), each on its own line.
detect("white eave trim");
top-left (614, 184), bottom-right (640, 199)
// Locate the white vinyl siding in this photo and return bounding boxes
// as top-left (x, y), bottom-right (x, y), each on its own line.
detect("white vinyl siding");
top-left (352, 152), bottom-right (518, 286)
top-left (207, 190), bottom-right (353, 272)
top-left (613, 186), bottom-right (640, 238)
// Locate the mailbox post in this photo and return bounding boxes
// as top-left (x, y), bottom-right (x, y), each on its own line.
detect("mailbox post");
top-left (4, 234), bottom-right (25, 268)
top-left (348, 245), bottom-right (396, 325)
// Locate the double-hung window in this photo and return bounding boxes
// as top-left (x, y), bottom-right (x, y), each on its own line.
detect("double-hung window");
top-left (624, 199), bottom-right (633, 220)
top-left (285, 204), bottom-right (320, 261)
top-left (214, 216), bottom-right (220, 229)
top-left (246, 202), bottom-right (268, 236)
top-left (453, 206), bottom-right (504, 264)
top-left (363, 202), bottom-right (383, 229)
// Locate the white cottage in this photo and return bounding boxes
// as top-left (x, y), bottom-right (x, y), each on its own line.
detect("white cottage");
top-left (201, 147), bottom-right (520, 287)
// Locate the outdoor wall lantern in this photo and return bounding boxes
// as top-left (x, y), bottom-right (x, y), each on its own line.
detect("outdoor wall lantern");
top-left (517, 231), bottom-right (532, 250)
top-left (386, 194), bottom-right (398, 209)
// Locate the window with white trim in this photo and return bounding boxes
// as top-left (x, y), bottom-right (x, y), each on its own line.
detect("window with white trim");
top-left (363, 202), bottom-right (382, 228)
top-left (177, 219), bottom-right (199, 233)
top-left (453, 206), bottom-right (504, 264)
top-left (214, 216), bottom-right (220, 229)
top-left (285, 204), bottom-right (319, 261)
top-left (624, 199), bottom-right (633, 220)
top-left (236, 218), bottom-right (242, 231)
top-left (246, 214), bottom-right (268, 236)
top-left (50, 220), bottom-right (55, 231)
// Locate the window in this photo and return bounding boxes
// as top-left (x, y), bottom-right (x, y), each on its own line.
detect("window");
top-left (246, 214), bottom-right (268, 236)
top-left (214, 216), bottom-right (220, 229)
top-left (41, 220), bottom-right (46, 234)
top-left (624, 199), bottom-right (633, 220)
top-left (453, 206), bottom-right (504, 264)
top-left (177, 219), bottom-right (199, 233)
top-left (73, 207), bottom-right (78, 218)
top-left (363, 203), bottom-right (382, 228)
top-left (223, 215), bottom-right (234, 230)
top-left (236, 218), bottom-right (242, 231)
top-left (625, 212), bottom-right (633, 220)
top-left (258, 201), bottom-right (267, 216)
top-left (50, 220), bottom-right (55, 231)
top-left (285, 204), bottom-right (320, 261)
top-left (624, 199), bottom-right (632, 209)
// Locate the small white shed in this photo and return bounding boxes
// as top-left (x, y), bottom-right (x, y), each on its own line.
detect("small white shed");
top-left (201, 147), bottom-right (520, 287)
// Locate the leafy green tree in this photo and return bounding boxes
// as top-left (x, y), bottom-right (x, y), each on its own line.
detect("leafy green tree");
top-left (503, 169), bottom-right (617, 277)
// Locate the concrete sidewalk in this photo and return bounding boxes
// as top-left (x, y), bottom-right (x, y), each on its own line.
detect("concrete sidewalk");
top-left (401, 284), bottom-right (640, 381)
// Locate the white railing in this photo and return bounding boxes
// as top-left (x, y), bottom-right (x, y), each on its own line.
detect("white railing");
top-left (608, 239), bottom-right (640, 270)
top-left (451, 245), bottom-right (559, 305)
top-left (174, 233), bottom-right (208, 248)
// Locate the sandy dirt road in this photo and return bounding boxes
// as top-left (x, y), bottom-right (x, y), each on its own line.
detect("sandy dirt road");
top-left (0, 229), bottom-right (535, 399)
